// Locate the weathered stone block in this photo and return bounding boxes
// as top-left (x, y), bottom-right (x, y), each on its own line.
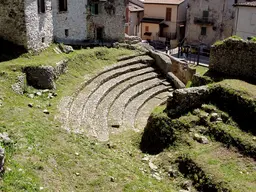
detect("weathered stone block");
top-left (167, 86), bottom-right (211, 118)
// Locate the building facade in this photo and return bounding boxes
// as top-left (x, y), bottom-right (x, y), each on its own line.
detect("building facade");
top-left (233, 1), bottom-right (256, 39)
top-left (0, 0), bottom-right (127, 51)
top-left (140, 0), bottom-right (188, 48)
top-left (125, 0), bottom-right (144, 36)
top-left (185, 0), bottom-right (249, 47)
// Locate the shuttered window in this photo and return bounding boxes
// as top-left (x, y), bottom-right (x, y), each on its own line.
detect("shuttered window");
top-left (38, 0), bottom-right (45, 13)
top-left (91, 4), bottom-right (99, 15)
top-left (145, 26), bottom-right (149, 32)
top-left (166, 8), bottom-right (172, 21)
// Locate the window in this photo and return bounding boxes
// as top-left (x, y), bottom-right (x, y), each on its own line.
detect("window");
top-left (166, 8), bottom-right (172, 21)
top-left (65, 29), bottom-right (69, 37)
top-left (38, 0), bottom-right (45, 13)
top-left (202, 10), bottom-right (209, 20)
top-left (59, 0), bottom-right (67, 12)
top-left (145, 26), bottom-right (149, 32)
top-left (91, 4), bottom-right (99, 15)
top-left (201, 27), bottom-right (207, 36)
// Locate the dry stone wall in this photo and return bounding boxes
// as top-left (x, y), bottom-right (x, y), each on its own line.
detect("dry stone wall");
top-left (0, 0), bottom-right (27, 47)
top-left (210, 38), bottom-right (256, 82)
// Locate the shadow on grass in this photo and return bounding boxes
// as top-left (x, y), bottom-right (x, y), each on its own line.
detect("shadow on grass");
top-left (0, 38), bottom-right (26, 62)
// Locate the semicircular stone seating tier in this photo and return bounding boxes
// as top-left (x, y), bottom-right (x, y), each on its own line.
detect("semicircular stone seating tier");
top-left (64, 55), bottom-right (174, 141)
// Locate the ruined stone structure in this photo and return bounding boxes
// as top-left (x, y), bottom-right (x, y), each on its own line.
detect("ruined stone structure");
top-left (0, 0), bottom-right (53, 51)
top-left (87, 0), bottom-right (127, 42)
top-left (185, 0), bottom-right (247, 47)
top-left (0, 0), bottom-right (126, 51)
top-left (210, 38), bottom-right (256, 82)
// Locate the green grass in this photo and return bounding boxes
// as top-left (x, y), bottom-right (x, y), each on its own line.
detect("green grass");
top-left (0, 45), bottom-right (181, 191)
top-left (217, 79), bottom-right (256, 98)
top-left (190, 65), bottom-right (208, 76)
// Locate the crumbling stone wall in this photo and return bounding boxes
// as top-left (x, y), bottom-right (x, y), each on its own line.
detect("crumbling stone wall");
top-left (52, 0), bottom-right (88, 44)
top-left (0, 0), bottom-right (27, 47)
top-left (87, 0), bottom-right (126, 41)
top-left (210, 38), bottom-right (256, 82)
top-left (25, 0), bottom-right (53, 51)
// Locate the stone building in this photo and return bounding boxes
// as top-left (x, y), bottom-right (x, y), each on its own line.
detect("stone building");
top-left (52, 0), bottom-right (88, 44)
top-left (185, 0), bottom-right (249, 47)
top-left (0, 0), bottom-right (127, 51)
top-left (86, 0), bottom-right (127, 42)
top-left (0, 0), bottom-right (53, 51)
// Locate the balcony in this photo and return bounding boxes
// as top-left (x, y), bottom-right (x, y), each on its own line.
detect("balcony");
top-left (157, 32), bottom-right (177, 40)
top-left (194, 17), bottom-right (214, 25)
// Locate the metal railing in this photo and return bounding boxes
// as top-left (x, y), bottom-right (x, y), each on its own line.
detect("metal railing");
top-left (194, 17), bottom-right (214, 25)
top-left (157, 32), bottom-right (177, 40)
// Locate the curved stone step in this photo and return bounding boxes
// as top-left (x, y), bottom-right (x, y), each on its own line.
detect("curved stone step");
top-left (66, 62), bottom-right (152, 133)
top-left (108, 78), bottom-right (167, 132)
top-left (122, 87), bottom-right (172, 131)
top-left (134, 92), bottom-right (171, 130)
top-left (80, 67), bottom-right (157, 130)
top-left (84, 72), bottom-right (161, 141)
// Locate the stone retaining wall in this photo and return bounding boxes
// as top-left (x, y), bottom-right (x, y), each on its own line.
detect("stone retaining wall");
top-left (23, 59), bottom-right (68, 89)
top-left (210, 38), bottom-right (256, 82)
top-left (168, 55), bottom-right (196, 84)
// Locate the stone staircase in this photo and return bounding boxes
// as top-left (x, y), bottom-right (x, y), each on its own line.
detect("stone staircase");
top-left (64, 55), bottom-right (174, 141)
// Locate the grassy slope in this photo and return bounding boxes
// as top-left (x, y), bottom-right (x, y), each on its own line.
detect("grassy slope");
top-left (0, 46), bottom-right (177, 191)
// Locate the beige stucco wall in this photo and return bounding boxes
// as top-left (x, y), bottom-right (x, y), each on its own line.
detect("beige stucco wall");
top-left (141, 23), bottom-right (159, 40)
top-left (128, 11), bottom-right (143, 36)
top-left (234, 6), bottom-right (256, 40)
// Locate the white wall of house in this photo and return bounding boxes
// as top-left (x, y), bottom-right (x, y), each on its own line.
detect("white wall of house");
top-left (234, 6), bottom-right (256, 39)
top-left (25, 0), bottom-right (53, 51)
top-left (52, 0), bottom-right (87, 43)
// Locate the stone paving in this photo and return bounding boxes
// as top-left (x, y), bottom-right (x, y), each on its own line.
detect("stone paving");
top-left (64, 56), bottom-right (174, 141)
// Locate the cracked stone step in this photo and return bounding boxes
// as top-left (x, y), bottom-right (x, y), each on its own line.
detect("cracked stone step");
top-left (108, 78), bottom-right (166, 131)
top-left (87, 71), bottom-right (161, 141)
top-left (66, 62), bottom-right (151, 133)
top-left (80, 67), bottom-right (157, 130)
top-left (122, 87), bottom-right (172, 131)
top-left (135, 91), bottom-right (171, 130)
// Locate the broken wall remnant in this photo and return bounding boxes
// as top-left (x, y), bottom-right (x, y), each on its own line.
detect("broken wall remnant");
top-left (87, 0), bottom-right (127, 42)
top-left (210, 38), bottom-right (256, 82)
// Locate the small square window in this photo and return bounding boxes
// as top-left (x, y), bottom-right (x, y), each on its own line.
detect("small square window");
top-left (201, 27), bottom-right (207, 36)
